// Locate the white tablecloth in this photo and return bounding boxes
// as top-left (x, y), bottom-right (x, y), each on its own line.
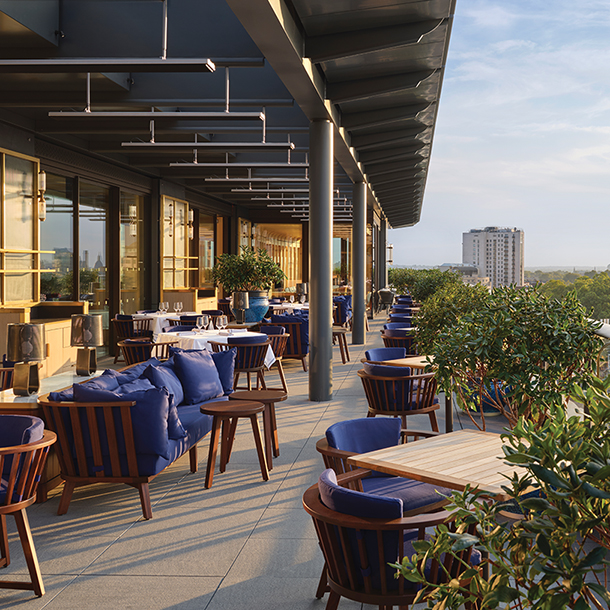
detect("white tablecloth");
top-left (270, 303), bottom-right (309, 315)
top-left (133, 312), bottom-right (197, 336)
top-left (157, 329), bottom-right (275, 368)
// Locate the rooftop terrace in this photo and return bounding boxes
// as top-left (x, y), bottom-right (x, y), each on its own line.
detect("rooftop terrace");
top-left (0, 319), bottom-right (508, 610)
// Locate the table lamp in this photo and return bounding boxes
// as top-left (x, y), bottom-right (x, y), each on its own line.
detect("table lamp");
top-left (232, 291), bottom-right (249, 324)
top-left (296, 282), bottom-right (308, 303)
top-left (70, 314), bottom-right (104, 375)
top-left (7, 323), bottom-right (46, 396)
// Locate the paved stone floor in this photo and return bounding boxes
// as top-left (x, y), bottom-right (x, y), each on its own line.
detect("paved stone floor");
top-left (0, 318), bottom-right (511, 609)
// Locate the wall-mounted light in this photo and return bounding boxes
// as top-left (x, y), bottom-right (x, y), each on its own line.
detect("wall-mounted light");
top-left (129, 204), bottom-right (137, 237)
top-left (387, 243), bottom-right (394, 265)
top-left (188, 208), bottom-right (194, 240)
top-left (38, 170), bottom-right (47, 221)
top-left (165, 201), bottom-right (174, 238)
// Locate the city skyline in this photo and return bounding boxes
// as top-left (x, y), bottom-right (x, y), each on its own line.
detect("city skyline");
top-left (388, 1), bottom-right (610, 269)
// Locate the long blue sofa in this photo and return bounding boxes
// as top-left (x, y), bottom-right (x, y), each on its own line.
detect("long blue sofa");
top-left (38, 347), bottom-right (236, 519)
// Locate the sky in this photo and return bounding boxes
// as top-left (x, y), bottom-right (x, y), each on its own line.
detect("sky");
top-left (388, 0), bottom-right (610, 269)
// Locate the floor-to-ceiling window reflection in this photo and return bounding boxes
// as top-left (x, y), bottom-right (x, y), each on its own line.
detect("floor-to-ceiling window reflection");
top-left (79, 182), bottom-right (109, 348)
top-left (254, 224), bottom-right (302, 291)
top-left (120, 192), bottom-right (145, 314)
top-left (40, 174), bottom-right (74, 301)
top-left (332, 225), bottom-right (351, 291)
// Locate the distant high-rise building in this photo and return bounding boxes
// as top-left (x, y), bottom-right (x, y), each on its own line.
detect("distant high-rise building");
top-left (462, 227), bottom-right (524, 288)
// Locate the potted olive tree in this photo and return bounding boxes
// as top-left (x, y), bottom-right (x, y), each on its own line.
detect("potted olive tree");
top-left (212, 247), bottom-right (286, 322)
top-left (391, 377), bottom-right (610, 610)
top-left (427, 286), bottom-right (601, 430)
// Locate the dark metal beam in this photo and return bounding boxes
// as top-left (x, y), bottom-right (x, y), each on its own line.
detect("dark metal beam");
top-left (121, 141), bottom-right (294, 152)
top-left (359, 148), bottom-right (424, 166)
top-left (366, 160), bottom-right (428, 177)
top-left (350, 126), bottom-right (428, 151)
top-left (305, 20), bottom-right (443, 63)
top-left (0, 58), bottom-right (216, 73)
top-left (326, 70), bottom-right (435, 103)
top-left (342, 103), bottom-right (432, 131)
top-left (48, 111), bottom-right (264, 120)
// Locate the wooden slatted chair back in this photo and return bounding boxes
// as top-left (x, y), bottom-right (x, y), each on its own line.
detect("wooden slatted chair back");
top-left (118, 339), bottom-right (177, 364)
top-left (380, 331), bottom-right (417, 355)
top-left (0, 367), bottom-right (14, 390)
top-left (258, 322), bottom-right (308, 371)
top-left (357, 368), bottom-right (439, 431)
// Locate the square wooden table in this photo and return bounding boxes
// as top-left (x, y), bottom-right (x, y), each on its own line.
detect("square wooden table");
top-left (347, 430), bottom-right (520, 500)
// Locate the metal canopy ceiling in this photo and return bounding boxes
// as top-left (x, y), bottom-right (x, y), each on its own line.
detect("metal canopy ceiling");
top-left (0, 0), bottom-right (455, 228)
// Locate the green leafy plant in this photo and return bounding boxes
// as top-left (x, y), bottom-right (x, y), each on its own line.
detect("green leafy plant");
top-left (388, 268), bottom-right (461, 302)
top-left (212, 246), bottom-right (286, 293)
top-left (392, 384), bottom-right (610, 610)
top-left (431, 287), bottom-right (601, 429)
top-left (416, 282), bottom-right (490, 356)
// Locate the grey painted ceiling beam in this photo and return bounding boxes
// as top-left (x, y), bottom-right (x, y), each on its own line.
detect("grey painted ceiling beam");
top-left (350, 126), bottom-right (428, 151)
top-left (366, 160), bottom-right (428, 177)
top-left (305, 20), bottom-right (443, 63)
top-left (358, 148), bottom-right (424, 166)
top-left (326, 70), bottom-right (436, 103)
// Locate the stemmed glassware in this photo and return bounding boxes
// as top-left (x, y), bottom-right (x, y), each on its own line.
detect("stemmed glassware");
top-left (159, 302), bottom-right (168, 314)
top-left (289, 295), bottom-right (295, 303)
top-left (195, 316), bottom-right (204, 333)
top-left (217, 315), bottom-right (228, 331)
top-left (200, 314), bottom-right (210, 331)
top-left (173, 302), bottom-right (180, 313)
top-left (177, 301), bottom-right (183, 313)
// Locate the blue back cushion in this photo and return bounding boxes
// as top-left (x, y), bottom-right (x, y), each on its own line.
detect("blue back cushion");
top-left (318, 469), bottom-right (402, 519)
top-left (0, 414), bottom-right (44, 447)
top-left (115, 358), bottom-right (161, 384)
top-left (326, 418), bottom-right (401, 455)
top-left (259, 325), bottom-right (285, 335)
top-left (384, 328), bottom-right (411, 338)
top-left (116, 378), bottom-right (155, 394)
top-left (271, 314), bottom-right (309, 353)
top-left (363, 363), bottom-right (411, 377)
top-left (365, 347), bottom-right (406, 361)
top-left (48, 369), bottom-right (121, 402)
top-left (173, 350), bottom-right (224, 404)
top-left (169, 346), bottom-right (236, 396)
top-left (227, 335), bottom-right (268, 345)
top-left (385, 322), bottom-right (411, 330)
top-left (201, 309), bottom-right (223, 315)
top-left (72, 384), bottom-right (171, 458)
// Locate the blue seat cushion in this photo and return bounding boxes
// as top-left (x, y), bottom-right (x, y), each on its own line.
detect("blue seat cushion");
top-left (362, 476), bottom-right (451, 514)
top-left (318, 468), bottom-right (402, 519)
top-left (173, 350), bottom-right (224, 404)
top-left (0, 414), bottom-right (44, 447)
top-left (384, 322), bottom-right (411, 330)
top-left (72, 384), bottom-right (171, 459)
top-left (169, 346), bottom-right (236, 396)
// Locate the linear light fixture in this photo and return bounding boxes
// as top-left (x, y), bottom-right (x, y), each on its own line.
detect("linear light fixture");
top-left (169, 162), bottom-right (309, 168)
top-left (205, 177), bottom-right (309, 183)
top-left (231, 188), bottom-right (310, 193)
top-left (0, 58), bottom-right (216, 73)
top-left (49, 110), bottom-right (264, 120)
top-left (122, 141), bottom-right (294, 151)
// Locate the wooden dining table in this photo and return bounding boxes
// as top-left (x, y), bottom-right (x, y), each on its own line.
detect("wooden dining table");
top-left (347, 430), bottom-right (518, 500)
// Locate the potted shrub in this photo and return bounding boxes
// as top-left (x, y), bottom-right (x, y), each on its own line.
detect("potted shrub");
top-left (429, 286), bottom-right (601, 429)
top-left (212, 247), bottom-right (286, 322)
top-left (391, 378), bottom-right (610, 610)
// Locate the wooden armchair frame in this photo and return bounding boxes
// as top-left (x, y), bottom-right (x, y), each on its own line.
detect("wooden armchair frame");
top-left (208, 340), bottom-right (271, 391)
top-left (0, 430), bottom-right (56, 597)
top-left (259, 322), bottom-right (308, 371)
top-left (38, 396), bottom-right (199, 520)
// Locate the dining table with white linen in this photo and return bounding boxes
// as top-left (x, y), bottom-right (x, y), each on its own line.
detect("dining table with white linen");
top-left (157, 329), bottom-right (276, 368)
top-left (269, 303), bottom-right (309, 315)
top-left (133, 311), bottom-right (198, 336)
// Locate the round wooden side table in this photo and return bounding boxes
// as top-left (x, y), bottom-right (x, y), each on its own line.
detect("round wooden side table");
top-left (229, 390), bottom-right (287, 470)
top-left (200, 400), bottom-right (269, 489)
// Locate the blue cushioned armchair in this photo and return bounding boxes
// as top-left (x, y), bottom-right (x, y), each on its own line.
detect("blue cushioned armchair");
top-left (303, 469), bottom-right (475, 610)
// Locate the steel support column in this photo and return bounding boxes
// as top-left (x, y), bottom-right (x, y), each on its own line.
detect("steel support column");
top-left (352, 182), bottom-right (366, 344)
top-left (379, 218), bottom-right (388, 289)
top-left (309, 119), bottom-right (333, 401)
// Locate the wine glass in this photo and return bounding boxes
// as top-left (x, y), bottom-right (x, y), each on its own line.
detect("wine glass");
top-left (289, 295), bottom-right (295, 303)
top-left (163, 302), bottom-right (169, 314)
top-left (218, 315), bottom-right (228, 331)
top-left (173, 302), bottom-right (180, 313)
top-left (201, 314), bottom-right (210, 331)
top-left (195, 316), bottom-right (203, 333)
top-left (177, 301), bottom-right (183, 313)
top-left (158, 302), bottom-right (164, 313)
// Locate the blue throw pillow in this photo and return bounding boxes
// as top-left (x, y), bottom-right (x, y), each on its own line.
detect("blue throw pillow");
top-left (72, 384), bottom-right (170, 458)
top-left (116, 378), bottom-right (156, 395)
top-left (363, 363), bottom-right (412, 377)
top-left (210, 349), bottom-right (236, 395)
top-left (81, 373), bottom-right (121, 393)
top-left (115, 358), bottom-right (161, 384)
top-left (168, 346), bottom-right (236, 396)
top-left (141, 363), bottom-right (187, 439)
top-left (173, 351), bottom-right (224, 405)
top-left (48, 387), bottom-right (74, 402)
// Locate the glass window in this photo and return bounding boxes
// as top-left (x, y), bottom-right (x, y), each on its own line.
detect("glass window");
top-left (254, 224), bottom-right (302, 291)
top-left (120, 192), bottom-right (145, 314)
top-left (79, 182), bottom-right (109, 346)
top-left (162, 197), bottom-right (191, 289)
top-left (3, 154), bottom-right (36, 302)
top-left (40, 174), bottom-right (74, 301)
top-left (198, 213), bottom-right (215, 289)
